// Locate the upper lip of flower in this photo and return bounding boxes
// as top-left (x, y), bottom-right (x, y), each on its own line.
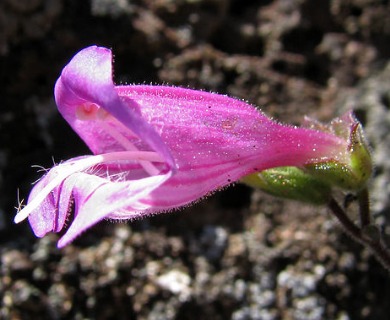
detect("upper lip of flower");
top-left (56, 45), bottom-right (176, 169)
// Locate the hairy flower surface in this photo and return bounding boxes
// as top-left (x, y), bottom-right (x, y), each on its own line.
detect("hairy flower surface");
top-left (15, 46), bottom-right (346, 247)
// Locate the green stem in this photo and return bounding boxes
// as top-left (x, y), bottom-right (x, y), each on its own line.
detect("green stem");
top-left (328, 197), bottom-right (390, 272)
top-left (328, 198), bottom-right (362, 241)
top-left (357, 187), bottom-right (370, 228)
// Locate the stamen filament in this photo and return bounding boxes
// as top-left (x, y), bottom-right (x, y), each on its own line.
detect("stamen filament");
top-left (100, 121), bottom-right (160, 176)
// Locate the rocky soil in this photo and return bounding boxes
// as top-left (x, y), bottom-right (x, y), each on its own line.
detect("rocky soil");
top-left (1, 0), bottom-right (390, 319)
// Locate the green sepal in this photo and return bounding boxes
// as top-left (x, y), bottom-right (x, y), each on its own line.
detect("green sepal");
top-left (241, 166), bottom-right (332, 205)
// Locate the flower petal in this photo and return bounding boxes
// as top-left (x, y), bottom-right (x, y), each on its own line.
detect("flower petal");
top-left (57, 170), bottom-right (171, 248)
top-left (24, 152), bottom-right (172, 247)
top-left (54, 45), bottom-right (175, 168)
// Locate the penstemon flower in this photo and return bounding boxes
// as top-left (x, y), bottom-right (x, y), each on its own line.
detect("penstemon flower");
top-left (15, 46), bottom-right (349, 248)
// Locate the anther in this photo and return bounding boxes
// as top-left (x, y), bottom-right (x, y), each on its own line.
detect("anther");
top-left (76, 103), bottom-right (100, 120)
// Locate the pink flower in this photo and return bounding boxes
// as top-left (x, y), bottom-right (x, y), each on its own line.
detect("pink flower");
top-left (15, 46), bottom-right (346, 247)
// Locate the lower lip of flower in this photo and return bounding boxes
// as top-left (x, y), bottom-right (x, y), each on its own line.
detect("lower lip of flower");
top-left (14, 150), bottom-right (165, 224)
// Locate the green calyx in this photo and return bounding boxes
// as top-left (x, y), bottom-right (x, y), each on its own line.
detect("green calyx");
top-left (241, 166), bottom-right (332, 205)
top-left (304, 122), bottom-right (372, 191)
